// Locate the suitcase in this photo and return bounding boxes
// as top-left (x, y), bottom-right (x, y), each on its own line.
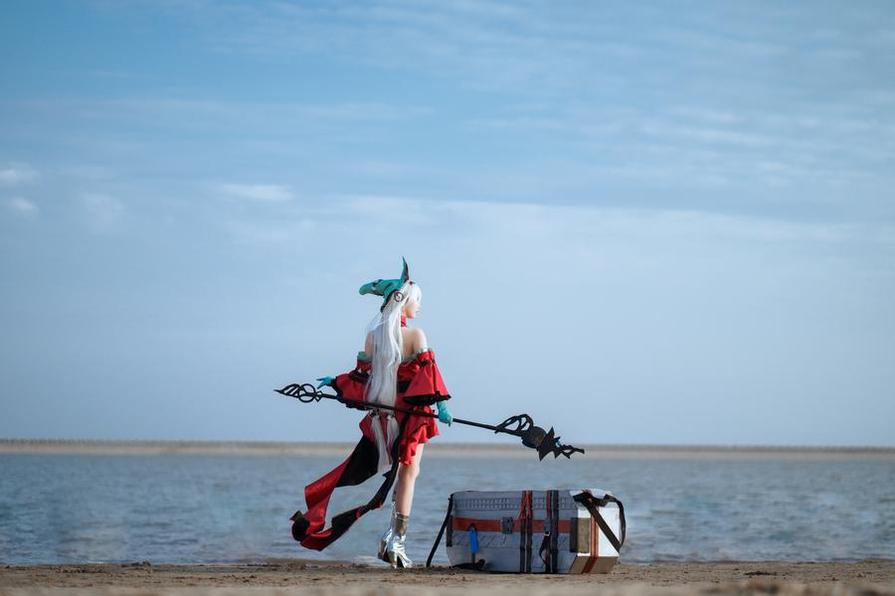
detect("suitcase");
top-left (429, 489), bottom-right (626, 574)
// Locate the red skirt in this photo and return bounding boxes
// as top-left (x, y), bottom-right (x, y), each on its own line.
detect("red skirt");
top-left (397, 407), bottom-right (439, 465)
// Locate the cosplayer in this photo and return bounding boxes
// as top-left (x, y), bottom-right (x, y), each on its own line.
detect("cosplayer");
top-left (289, 259), bottom-right (452, 568)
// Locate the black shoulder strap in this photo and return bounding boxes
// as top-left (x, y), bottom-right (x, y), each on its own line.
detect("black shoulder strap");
top-left (426, 495), bottom-right (454, 568)
top-left (572, 492), bottom-right (626, 553)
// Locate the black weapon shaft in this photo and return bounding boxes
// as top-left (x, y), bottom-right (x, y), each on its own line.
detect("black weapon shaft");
top-left (274, 383), bottom-right (585, 459)
top-left (277, 389), bottom-right (518, 437)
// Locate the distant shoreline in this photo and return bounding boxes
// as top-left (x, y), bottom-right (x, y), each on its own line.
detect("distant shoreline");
top-left (1, 438), bottom-right (892, 459)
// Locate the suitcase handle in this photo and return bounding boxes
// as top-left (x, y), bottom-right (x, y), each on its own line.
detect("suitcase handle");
top-left (573, 492), bottom-right (627, 552)
top-left (426, 495), bottom-right (453, 568)
top-left (426, 497), bottom-right (488, 570)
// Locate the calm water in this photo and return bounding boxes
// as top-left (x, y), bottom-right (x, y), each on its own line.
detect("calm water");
top-left (0, 453), bottom-right (893, 564)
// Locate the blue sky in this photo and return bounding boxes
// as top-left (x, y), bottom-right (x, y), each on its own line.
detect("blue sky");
top-left (1, 1), bottom-right (893, 446)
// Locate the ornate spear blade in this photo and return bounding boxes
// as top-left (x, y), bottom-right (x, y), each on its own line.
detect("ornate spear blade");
top-left (493, 414), bottom-right (585, 459)
top-left (275, 382), bottom-right (585, 459)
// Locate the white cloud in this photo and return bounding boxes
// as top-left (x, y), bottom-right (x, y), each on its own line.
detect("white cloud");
top-left (5, 196), bottom-right (38, 216)
top-left (216, 183), bottom-right (294, 202)
top-left (0, 163), bottom-right (38, 186)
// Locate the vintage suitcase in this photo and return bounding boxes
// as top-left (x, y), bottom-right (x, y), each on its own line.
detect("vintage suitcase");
top-left (430, 489), bottom-right (625, 574)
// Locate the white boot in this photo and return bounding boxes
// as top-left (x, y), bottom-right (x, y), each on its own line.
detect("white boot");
top-left (385, 512), bottom-right (412, 569)
top-left (378, 507), bottom-right (395, 562)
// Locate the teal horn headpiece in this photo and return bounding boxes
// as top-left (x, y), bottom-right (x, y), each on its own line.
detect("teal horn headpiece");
top-left (359, 258), bottom-right (411, 310)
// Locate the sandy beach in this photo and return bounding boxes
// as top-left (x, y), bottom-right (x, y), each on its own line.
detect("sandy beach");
top-left (1, 561), bottom-right (894, 595)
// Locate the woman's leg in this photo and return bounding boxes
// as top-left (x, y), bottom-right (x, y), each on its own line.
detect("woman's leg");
top-left (394, 443), bottom-right (424, 515)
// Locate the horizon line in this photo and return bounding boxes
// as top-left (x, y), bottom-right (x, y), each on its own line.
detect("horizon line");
top-left (1, 438), bottom-right (893, 459)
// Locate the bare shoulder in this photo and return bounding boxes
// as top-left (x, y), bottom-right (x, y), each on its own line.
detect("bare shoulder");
top-left (406, 327), bottom-right (428, 352)
top-left (364, 331), bottom-right (373, 354)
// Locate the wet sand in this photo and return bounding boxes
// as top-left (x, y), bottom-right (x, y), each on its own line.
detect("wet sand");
top-left (1, 560), bottom-right (893, 595)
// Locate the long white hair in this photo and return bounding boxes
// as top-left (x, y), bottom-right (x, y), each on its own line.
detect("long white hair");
top-left (365, 281), bottom-right (422, 408)
top-left (364, 281), bottom-right (422, 471)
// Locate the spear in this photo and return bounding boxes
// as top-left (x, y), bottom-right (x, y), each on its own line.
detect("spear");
top-left (275, 383), bottom-right (585, 460)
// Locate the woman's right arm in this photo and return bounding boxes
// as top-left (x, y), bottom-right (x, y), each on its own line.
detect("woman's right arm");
top-left (317, 337), bottom-right (373, 403)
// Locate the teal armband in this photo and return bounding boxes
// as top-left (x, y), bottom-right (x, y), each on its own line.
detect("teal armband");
top-left (436, 401), bottom-right (453, 426)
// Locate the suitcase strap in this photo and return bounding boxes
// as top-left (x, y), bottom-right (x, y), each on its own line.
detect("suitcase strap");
top-left (537, 489), bottom-right (561, 573)
top-left (573, 492), bottom-right (627, 553)
top-left (426, 495), bottom-right (454, 568)
top-left (519, 490), bottom-right (533, 572)
top-left (427, 495), bottom-right (487, 570)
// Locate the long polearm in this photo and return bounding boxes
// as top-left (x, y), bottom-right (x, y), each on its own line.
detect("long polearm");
top-left (275, 383), bottom-right (585, 460)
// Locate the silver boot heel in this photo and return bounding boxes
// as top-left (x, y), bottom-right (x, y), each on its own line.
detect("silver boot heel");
top-left (378, 508), bottom-right (395, 562)
top-left (385, 512), bottom-right (413, 569)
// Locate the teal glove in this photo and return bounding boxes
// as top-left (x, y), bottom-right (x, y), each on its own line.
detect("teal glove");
top-left (316, 376), bottom-right (335, 389)
top-left (436, 401), bottom-right (453, 426)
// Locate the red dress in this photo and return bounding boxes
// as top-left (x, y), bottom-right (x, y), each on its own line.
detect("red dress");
top-left (290, 348), bottom-right (451, 551)
top-left (334, 349), bottom-right (448, 465)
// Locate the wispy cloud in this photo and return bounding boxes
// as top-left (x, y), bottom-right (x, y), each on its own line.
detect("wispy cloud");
top-left (183, 1), bottom-right (642, 93)
top-left (216, 183), bottom-right (294, 202)
top-left (225, 218), bottom-right (315, 245)
top-left (148, 0), bottom-right (892, 107)
top-left (5, 196), bottom-right (38, 217)
top-left (349, 160), bottom-right (425, 178)
top-left (465, 99), bottom-right (895, 199)
top-left (218, 191), bottom-right (884, 255)
top-left (0, 163), bottom-right (38, 186)
top-left (339, 193), bottom-right (447, 226)
top-left (12, 98), bottom-right (430, 128)
top-left (86, 68), bottom-right (140, 79)
top-left (7, 1), bottom-right (893, 227)
top-left (81, 192), bottom-right (125, 232)
top-left (60, 165), bottom-right (117, 181)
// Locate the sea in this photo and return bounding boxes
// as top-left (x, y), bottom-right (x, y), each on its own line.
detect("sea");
top-left (1, 449), bottom-right (893, 565)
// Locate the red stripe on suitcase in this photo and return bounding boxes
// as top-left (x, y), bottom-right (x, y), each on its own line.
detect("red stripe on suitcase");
top-left (451, 517), bottom-right (571, 534)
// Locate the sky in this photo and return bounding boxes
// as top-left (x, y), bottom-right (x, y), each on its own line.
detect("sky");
top-left (1, 0), bottom-right (893, 446)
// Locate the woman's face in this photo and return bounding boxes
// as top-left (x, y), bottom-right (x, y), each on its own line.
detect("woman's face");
top-left (403, 299), bottom-right (421, 319)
